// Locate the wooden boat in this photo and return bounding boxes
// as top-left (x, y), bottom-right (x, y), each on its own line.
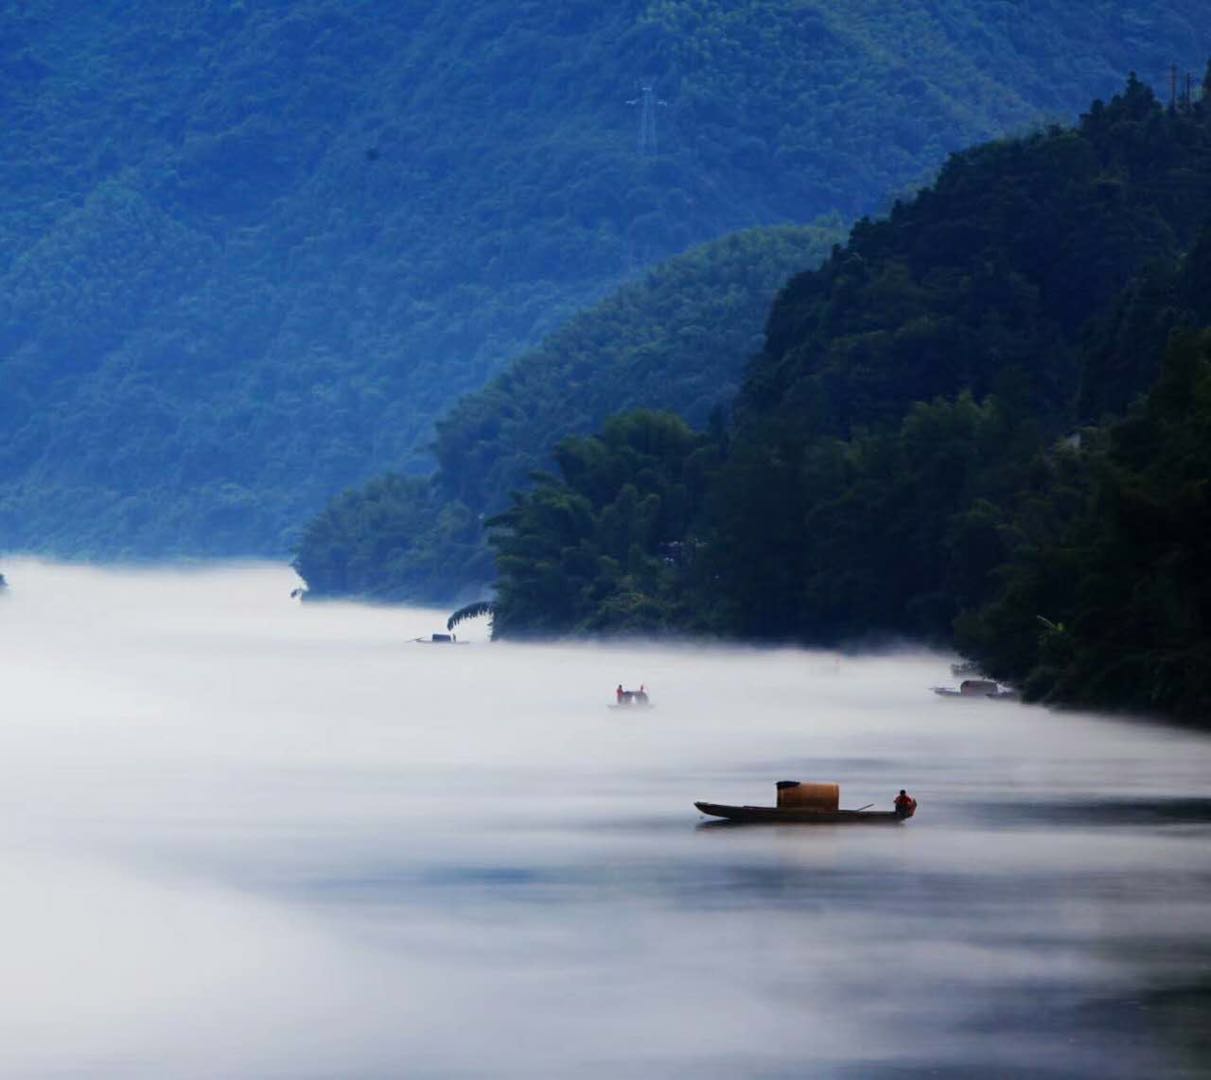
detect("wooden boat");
top-left (695, 779), bottom-right (913, 825)
top-left (932, 678), bottom-right (1014, 699)
top-left (694, 801), bottom-right (905, 824)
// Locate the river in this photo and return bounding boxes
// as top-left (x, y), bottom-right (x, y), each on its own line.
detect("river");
top-left (0, 559), bottom-right (1208, 1077)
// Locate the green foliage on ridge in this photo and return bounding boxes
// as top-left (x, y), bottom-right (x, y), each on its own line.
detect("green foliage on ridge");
top-left (432, 223), bottom-right (842, 515)
top-left (746, 75), bottom-right (1211, 440)
top-left (697, 74), bottom-right (1211, 642)
top-left (488, 410), bottom-right (721, 638)
top-left (485, 75), bottom-right (1211, 720)
top-left (293, 222), bottom-right (840, 600)
top-left (957, 326), bottom-right (1211, 718)
top-left (3, 0), bottom-right (1209, 556)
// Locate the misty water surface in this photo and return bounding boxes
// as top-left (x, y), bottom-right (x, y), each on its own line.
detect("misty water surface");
top-left (0, 560), bottom-right (1208, 1078)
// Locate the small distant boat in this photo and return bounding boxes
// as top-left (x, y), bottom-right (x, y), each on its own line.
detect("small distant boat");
top-left (932, 678), bottom-right (1016, 700)
top-left (695, 781), bottom-right (914, 825)
top-left (411, 633), bottom-right (470, 645)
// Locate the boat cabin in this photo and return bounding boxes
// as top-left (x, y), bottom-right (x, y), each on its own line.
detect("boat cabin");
top-left (959, 678), bottom-right (998, 696)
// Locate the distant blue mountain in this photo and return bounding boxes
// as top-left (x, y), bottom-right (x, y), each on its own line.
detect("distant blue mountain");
top-left (1, 0), bottom-right (1207, 556)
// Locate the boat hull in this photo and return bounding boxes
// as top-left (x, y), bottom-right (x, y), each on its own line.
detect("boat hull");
top-left (694, 801), bottom-right (905, 824)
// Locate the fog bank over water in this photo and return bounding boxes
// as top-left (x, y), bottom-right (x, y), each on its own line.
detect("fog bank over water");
top-left (1, 559), bottom-right (1209, 1077)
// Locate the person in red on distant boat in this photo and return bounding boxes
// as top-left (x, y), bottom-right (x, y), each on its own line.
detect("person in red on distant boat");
top-left (894, 789), bottom-right (917, 818)
top-left (616, 683), bottom-right (625, 703)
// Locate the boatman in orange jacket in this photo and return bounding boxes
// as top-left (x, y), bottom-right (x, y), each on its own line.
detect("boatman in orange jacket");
top-left (894, 789), bottom-right (917, 818)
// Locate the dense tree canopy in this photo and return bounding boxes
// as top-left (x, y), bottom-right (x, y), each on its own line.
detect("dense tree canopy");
top-left (691, 75), bottom-right (1211, 646)
top-left (483, 76), bottom-right (1211, 721)
top-left (745, 73), bottom-right (1211, 438)
top-left (488, 411), bottom-right (721, 637)
top-left (957, 331), bottom-right (1211, 721)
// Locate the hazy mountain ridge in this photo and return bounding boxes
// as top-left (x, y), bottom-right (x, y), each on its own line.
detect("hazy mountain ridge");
top-left (2, 0), bottom-right (1208, 555)
top-left (293, 223), bottom-right (841, 601)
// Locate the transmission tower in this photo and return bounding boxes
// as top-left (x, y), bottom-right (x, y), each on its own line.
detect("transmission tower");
top-left (627, 84), bottom-right (667, 154)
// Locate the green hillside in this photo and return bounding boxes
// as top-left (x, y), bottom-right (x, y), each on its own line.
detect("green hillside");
top-left (433, 224), bottom-right (844, 511)
top-left (2, 1), bottom-right (1208, 555)
top-left (709, 73), bottom-right (1211, 639)
top-left (293, 222), bottom-right (841, 601)
top-left (483, 76), bottom-right (1211, 719)
top-left (956, 234), bottom-right (1211, 720)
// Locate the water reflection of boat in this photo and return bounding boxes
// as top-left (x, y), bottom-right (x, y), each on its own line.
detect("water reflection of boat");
top-left (695, 781), bottom-right (912, 825)
top-left (609, 686), bottom-right (651, 710)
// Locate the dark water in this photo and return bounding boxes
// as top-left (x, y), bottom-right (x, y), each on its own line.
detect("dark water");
top-left (0, 560), bottom-right (1208, 1077)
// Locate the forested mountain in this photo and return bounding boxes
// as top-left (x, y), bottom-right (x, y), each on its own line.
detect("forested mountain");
top-left (2, 1), bottom-right (1209, 557)
top-left (293, 223), bottom-right (841, 600)
top-left (710, 72), bottom-right (1211, 641)
top-left (484, 76), bottom-right (1211, 720)
top-left (957, 237), bottom-right (1211, 720)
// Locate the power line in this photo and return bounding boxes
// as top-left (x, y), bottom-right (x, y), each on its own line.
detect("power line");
top-left (626, 83), bottom-right (667, 155)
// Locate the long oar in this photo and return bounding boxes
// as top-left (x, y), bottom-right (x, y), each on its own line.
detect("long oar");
top-left (854, 803), bottom-right (873, 812)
